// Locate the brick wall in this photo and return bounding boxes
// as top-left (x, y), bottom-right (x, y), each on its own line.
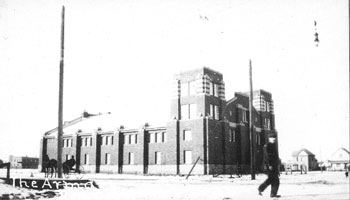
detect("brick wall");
top-left (41, 68), bottom-right (277, 176)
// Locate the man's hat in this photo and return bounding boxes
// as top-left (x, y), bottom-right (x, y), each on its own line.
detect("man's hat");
top-left (268, 132), bottom-right (277, 138)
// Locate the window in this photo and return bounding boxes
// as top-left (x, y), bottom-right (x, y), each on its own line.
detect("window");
top-left (264, 118), bottom-right (271, 129)
top-left (209, 104), bottom-right (220, 120)
top-left (110, 136), bottom-right (114, 145)
top-left (189, 81), bottom-right (196, 96)
top-left (256, 134), bottom-right (261, 145)
top-left (182, 81), bottom-right (196, 96)
top-left (209, 82), bottom-right (214, 95)
top-left (181, 82), bottom-right (189, 96)
top-left (82, 137), bottom-right (91, 147)
top-left (209, 82), bottom-right (219, 97)
top-left (210, 104), bottom-right (214, 119)
top-left (261, 100), bottom-right (266, 112)
top-left (156, 132), bottom-right (162, 143)
top-left (229, 129), bottom-right (236, 142)
top-left (214, 105), bottom-right (220, 120)
top-left (129, 134), bottom-right (136, 144)
top-left (181, 104), bottom-right (189, 119)
top-left (242, 110), bottom-right (248, 122)
top-left (102, 136), bottom-right (107, 145)
top-left (64, 138), bottom-right (73, 147)
top-left (189, 104), bottom-right (197, 119)
top-left (155, 152), bottom-right (161, 165)
top-left (184, 151), bottom-right (192, 164)
top-left (128, 153), bottom-right (134, 165)
top-left (183, 130), bottom-right (192, 141)
top-left (107, 136), bottom-right (110, 145)
top-left (162, 132), bottom-right (167, 143)
top-left (214, 83), bottom-right (219, 97)
top-left (124, 135), bottom-right (128, 145)
top-left (150, 133), bottom-right (155, 143)
top-left (182, 104), bottom-right (197, 119)
top-left (102, 136), bottom-right (113, 145)
top-left (84, 154), bottom-right (90, 165)
top-left (105, 153), bottom-right (111, 165)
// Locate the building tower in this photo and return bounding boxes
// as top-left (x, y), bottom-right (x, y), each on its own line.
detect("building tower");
top-left (169, 67), bottom-right (227, 174)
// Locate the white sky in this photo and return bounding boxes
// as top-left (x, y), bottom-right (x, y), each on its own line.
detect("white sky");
top-left (0, 0), bottom-right (348, 162)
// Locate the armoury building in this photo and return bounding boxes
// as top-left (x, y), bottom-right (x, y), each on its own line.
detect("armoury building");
top-left (40, 67), bottom-right (278, 175)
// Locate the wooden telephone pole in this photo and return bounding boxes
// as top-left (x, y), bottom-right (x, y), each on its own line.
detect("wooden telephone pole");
top-left (249, 60), bottom-right (256, 180)
top-left (57, 5), bottom-right (65, 178)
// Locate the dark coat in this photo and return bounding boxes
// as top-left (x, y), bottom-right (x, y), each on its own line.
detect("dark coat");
top-left (263, 142), bottom-right (279, 174)
top-left (65, 158), bottom-right (76, 168)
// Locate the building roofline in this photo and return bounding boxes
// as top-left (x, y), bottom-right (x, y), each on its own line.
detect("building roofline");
top-left (174, 66), bottom-right (223, 78)
top-left (339, 147), bottom-right (350, 154)
top-left (235, 92), bottom-right (249, 98)
top-left (292, 148), bottom-right (315, 156)
top-left (226, 96), bottom-right (237, 105)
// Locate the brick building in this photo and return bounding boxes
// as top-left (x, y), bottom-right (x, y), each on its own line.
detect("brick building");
top-left (40, 67), bottom-right (278, 175)
top-left (9, 155), bottom-right (39, 169)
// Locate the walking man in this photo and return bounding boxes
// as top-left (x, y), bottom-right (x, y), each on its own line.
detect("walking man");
top-left (258, 132), bottom-right (281, 198)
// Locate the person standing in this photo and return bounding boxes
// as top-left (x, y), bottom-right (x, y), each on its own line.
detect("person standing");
top-left (258, 133), bottom-right (281, 198)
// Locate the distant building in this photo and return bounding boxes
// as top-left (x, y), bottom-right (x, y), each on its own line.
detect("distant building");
top-left (9, 155), bottom-right (39, 169)
top-left (40, 67), bottom-right (278, 175)
top-left (325, 148), bottom-right (350, 171)
top-left (285, 148), bottom-right (318, 172)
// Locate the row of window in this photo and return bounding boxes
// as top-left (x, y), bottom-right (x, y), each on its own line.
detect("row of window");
top-left (229, 129), bottom-right (236, 142)
top-left (181, 81), bottom-right (196, 97)
top-left (101, 135), bottom-right (114, 146)
top-left (64, 136), bottom-right (112, 148)
top-left (65, 127), bottom-right (262, 148)
top-left (69, 150), bottom-right (194, 166)
top-left (253, 99), bottom-right (274, 113)
top-left (149, 132), bottom-right (167, 143)
top-left (264, 118), bottom-right (271, 130)
top-left (65, 129), bottom-right (237, 148)
top-left (63, 138), bottom-right (73, 147)
top-left (180, 104), bottom-right (270, 124)
top-left (64, 133), bottom-right (168, 148)
top-left (181, 104), bottom-right (221, 120)
top-left (127, 150), bottom-right (192, 165)
top-left (209, 104), bottom-right (220, 120)
top-left (82, 137), bottom-right (93, 147)
top-left (181, 104), bottom-right (197, 119)
top-left (181, 81), bottom-right (220, 97)
top-left (124, 134), bottom-right (138, 144)
top-left (241, 109), bottom-right (248, 122)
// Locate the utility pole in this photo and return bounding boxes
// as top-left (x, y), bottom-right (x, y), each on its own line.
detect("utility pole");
top-left (57, 5), bottom-right (65, 178)
top-left (249, 60), bottom-right (256, 180)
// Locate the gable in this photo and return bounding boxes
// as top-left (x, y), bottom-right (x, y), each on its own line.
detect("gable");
top-left (330, 148), bottom-right (350, 161)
